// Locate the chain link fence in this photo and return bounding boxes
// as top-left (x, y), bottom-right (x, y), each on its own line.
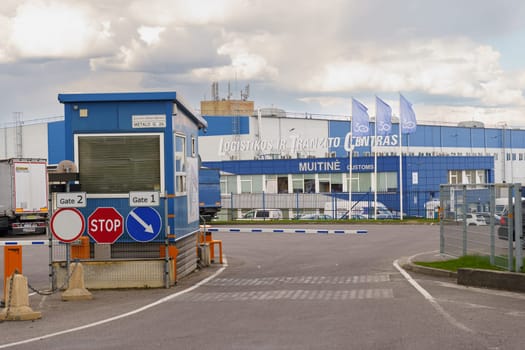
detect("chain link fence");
top-left (217, 190), bottom-right (437, 220)
top-left (440, 183), bottom-right (523, 271)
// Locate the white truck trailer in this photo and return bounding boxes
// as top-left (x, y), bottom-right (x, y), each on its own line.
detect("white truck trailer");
top-left (0, 158), bottom-right (48, 235)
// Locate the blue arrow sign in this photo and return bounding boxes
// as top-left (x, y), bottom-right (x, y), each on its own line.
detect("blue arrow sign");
top-left (126, 207), bottom-right (162, 242)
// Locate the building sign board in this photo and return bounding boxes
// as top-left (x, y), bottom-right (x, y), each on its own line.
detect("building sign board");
top-left (218, 134), bottom-right (399, 156)
top-left (132, 115), bottom-right (166, 128)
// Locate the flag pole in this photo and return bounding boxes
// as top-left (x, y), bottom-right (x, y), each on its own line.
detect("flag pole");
top-left (348, 115), bottom-right (353, 218)
top-left (374, 109), bottom-right (378, 220)
top-left (398, 99), bottom-right (404, 221)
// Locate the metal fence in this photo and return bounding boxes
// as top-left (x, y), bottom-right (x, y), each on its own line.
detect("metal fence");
top-left (217, 190), bottom-right (437, 220)
top-left (439, 183), bottom-right (523, 271)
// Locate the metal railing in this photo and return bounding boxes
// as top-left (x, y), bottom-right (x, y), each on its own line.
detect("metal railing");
top-left (439, 183), bottom-right (523, 271)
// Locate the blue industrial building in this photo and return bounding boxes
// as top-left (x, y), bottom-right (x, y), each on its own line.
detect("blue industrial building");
top-left (196, 103), bottom-right (521, 218)
top-left (2, 97), bottom-right (524, 219)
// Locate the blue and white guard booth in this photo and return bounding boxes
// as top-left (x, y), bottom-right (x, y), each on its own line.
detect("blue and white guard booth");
top-left (55, 91), bottom-right (207, 288)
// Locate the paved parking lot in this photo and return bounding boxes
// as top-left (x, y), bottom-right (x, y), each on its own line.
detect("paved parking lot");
top-left (2, 225), bottom-right (525, 349)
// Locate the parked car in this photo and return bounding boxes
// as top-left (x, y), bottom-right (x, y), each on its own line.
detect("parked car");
top-left (338, 211), bottom-right (366, 220)
top-left (476, 212), bottom-right (500, 225)
top-left (298, 214), bottom-right (333, 220)
top-left (497, 200), bottom-right (525, 242)
top-left (239, 209), bottom-right (283, 220)
top-left (465, 213), bottom-right (487, 226)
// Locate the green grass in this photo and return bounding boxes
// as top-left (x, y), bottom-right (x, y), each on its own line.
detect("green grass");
top-left (414, 255), bottom-right (507, 272)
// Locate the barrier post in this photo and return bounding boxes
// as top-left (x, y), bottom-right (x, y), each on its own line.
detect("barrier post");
top-left (71, 236), bottom-right (90, 260)
top-left (3, 245), bottom-right (23, 302)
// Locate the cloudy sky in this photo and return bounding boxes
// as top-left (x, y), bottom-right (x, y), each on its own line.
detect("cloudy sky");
top-left (1, 0), bottom-right (525, 128)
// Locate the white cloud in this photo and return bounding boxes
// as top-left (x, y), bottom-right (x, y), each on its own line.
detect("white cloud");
top-left (190, 38), bottom-right (279, 81)
top-left (137, 26), bottom-right (165, 46)
top-left (300, 37), bottom-right (525, 108)
top-left (1, 0), bottom-right (525, 127)
top-left (6, 0), bottom-right (113, 60)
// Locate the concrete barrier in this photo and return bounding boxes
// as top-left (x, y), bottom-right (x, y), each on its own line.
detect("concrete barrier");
top-left (0, 273), bottom-right (42, 321)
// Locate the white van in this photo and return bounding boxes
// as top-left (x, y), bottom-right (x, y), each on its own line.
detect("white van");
top-left (324, 200), bottom-right (392, 219)
top-left (239, 209), bottom-right (283, 220)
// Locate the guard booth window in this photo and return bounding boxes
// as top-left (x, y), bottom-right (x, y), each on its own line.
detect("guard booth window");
top-left (77, 134), bottom-right (162, 194)
top-left (175, 134), bottom-right (187, 195)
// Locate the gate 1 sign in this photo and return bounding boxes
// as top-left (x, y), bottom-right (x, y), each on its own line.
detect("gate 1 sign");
top-left (51, 208), bottom-right (85, 243)
top-left (88, 207), bottom-right (124, 244)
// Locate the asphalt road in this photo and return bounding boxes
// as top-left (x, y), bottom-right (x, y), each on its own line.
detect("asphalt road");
top-left (2, 224), bottom-right (525, 349)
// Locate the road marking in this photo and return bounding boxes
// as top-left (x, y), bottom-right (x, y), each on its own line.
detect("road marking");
top-left (393, 258), bottom-right (474, 334)
top-left (0, 259), bottom-right (229, 349)
top-left (180, 288), bottom-right (393, 302)
top-left (206, 274), bottom-right (390, 286)
top-left (205, 227), bottom-right (368, 235)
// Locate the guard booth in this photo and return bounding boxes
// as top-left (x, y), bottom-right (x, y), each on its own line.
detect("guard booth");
top-left (55, 92), bottom-right (207, 288)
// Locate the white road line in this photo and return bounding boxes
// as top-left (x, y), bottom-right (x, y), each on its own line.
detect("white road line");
top-left (0, 258), bottom-right (229, 349)
top-left (393, 258), bottom-right (474, 334)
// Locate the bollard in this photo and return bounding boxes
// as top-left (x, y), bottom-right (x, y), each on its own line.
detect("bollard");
top-left (3, 246), bottom-right (23, 303)
top-left (0, 273), bottom-right (42, 321)
top-left (61, 262), bottom-right (93, 301)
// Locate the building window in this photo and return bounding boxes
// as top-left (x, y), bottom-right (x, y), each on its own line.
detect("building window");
top-left (448, 169), bottom-right (486, 185)
top-left (330, 173), bottom-right (343, 192)
top-left (240, 175), bottom-right (252, 193)
top-left (226, 175), bottom-right (237, 194)
top-left (278, 176), bottom-right (289, 193)
top-left (220, 178), bottom-right (227, 194)
top-left (476, 170), bottom-right (486, 183)
top-left (347, 173), bottom-right (372, 192)
top-left (175, 133), bottom-right (186, 195)
top-left (77, 134), bottom-right (162, 194)
top-left (449, 170), bottom-right (462, 185)
top-left (191, 135), bottom-right (196, 157)
top-left (292, 174), bottom-right (304, 193)
top-left (319, 173), bottom-right (330, 193)
top-left (265, 175), bottom-right (277, 193)
top-left (377, 172), bottom-right (398, 192)
top-left (304, 174), bottom-right (315, 193)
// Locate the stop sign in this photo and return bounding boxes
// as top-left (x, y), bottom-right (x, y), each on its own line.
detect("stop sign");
top-left (88, 207), bottom-right (124, 244)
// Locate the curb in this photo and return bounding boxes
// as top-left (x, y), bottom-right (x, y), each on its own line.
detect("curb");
top-left (399, 255), bottom-right (457, 279)
top-left (400, 254), bottom-right (525, 294)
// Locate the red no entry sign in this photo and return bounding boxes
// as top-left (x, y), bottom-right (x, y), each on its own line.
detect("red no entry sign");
top-left (88, 207), bottom-right (124, 244)
top-left (50, 208), bottom-right (85, 243)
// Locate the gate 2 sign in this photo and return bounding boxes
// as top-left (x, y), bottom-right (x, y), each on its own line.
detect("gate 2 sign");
top-left (88, 207), bottom-right (124, 244)
top-left (126, 207), bottom-right (162, 242)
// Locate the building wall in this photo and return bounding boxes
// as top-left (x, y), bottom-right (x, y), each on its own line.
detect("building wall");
top-left (2, 112), bottom-right (525, 185)
top-left (200, 100), bottom-right (254, 116)
top-left (1, 123), bottom-right (48, 160)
